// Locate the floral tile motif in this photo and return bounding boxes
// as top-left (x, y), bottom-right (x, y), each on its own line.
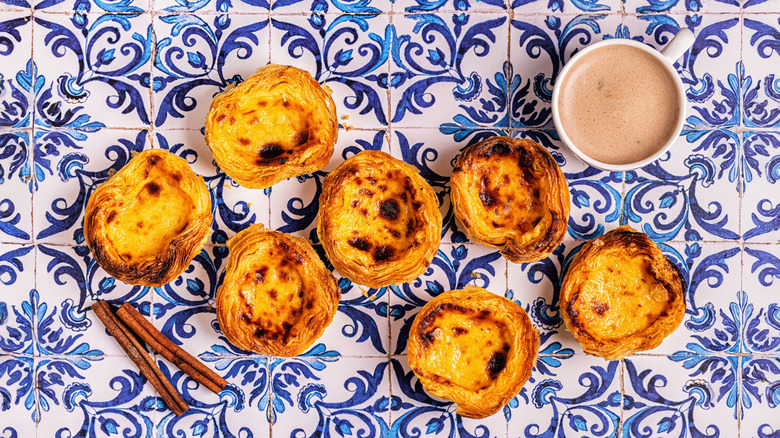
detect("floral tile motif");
top-left (37, 0), bottom-right (149, 12)
top-left (0, 13), bottom-right (32, 130)
top-left (270, 357), bottom-right (390, 436)
top-left (624, 0), bottom-right (742, 13)
top-left (389, 13), bottom-right (509, 129)
top-left (511, 0), bottom-right (618, 12)
top-left (623, 356), bottom-right (739, 438)
top-left (389, 243), bottom-right (507, 355)
top-left (741, 244), bottom-right (780, 355)
top-left (389, 357), bottom-right (509, 438)
top-left (152, 14), bottom-right (271, 129)
top-left (742, 131), bottom-right (780, 243)
top-left (271, 0), bottom-right (381, 13)
top-left (622, 129), bottom-right (741, 242)
top-left (741, 356), bottom-right (780, 438)
top-left (742, 15), bottom-right (780, 129)
top-left (154, 130), bottom-right (270, 241)
top-left (624, 14), bottom-right (741, 129)
top-left (154, 0), bottom-right (268, 13)
top-left (0, 131), bottom-right (33, 243)
top-left (0, 244), bottom-right (36, 357)
top-left (269, 13), bottom-right (390, 130)
top-left (33, 13), bottom-right (153, 129)
top-left (394, 0), bottom-right (507, 13)
top-left (509, 14), bottom-right (622, 129)
top-left (0, 355), bottom-right (36, 432)
top-left (662, 241), bottom-right (742, 355)
top-left (33, 129), bottom-right (150, 245)
top-left (36, 356), bottom-right (162, 437)
top-left (506, 355), bottom-right (620, 437)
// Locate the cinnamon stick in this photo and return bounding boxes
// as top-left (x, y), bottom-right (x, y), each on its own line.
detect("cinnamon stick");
top-left (91, 300), bottom-right (189, 416)
top-left (116, 302), bottom-right (227, 394)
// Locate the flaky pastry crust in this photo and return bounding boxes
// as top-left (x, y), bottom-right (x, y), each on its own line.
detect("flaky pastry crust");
top-left (451, 136), bottom-right (570, 264)
top-left (216, 224), bottom-right (340, 357)
top-left (205, 64), bottom-right (338, 189)
top-left (407, 286), bottom-right (540, 419)
top-left (84, 149), bottom-right (212, 287)
top-left (317, 150), bottom-right (442, 288)
top-left (560, 225), bottom-right (686, 360)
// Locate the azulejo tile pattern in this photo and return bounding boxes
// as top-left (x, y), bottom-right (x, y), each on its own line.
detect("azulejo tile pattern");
top-left (0, 0), bottom-right (779, 436)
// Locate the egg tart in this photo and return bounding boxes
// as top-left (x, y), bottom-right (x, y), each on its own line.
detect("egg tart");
top-left (560, 226), bottom-right (686, 360)
top-left (205, 64), bottom-right (338, 189)
top-left (317, 150), bottom-right (442, 288)
top-left (408, 286), bottom-right (539, 419)
top-left (83, 149), bottom-right (211, 287)
top-left (216, 223), bottom-right (340, 357)
top-left (450, 136), bottom-right (570, 264)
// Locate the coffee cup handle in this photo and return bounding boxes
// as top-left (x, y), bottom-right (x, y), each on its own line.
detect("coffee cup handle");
top-left (661, 28), bottom-right (695, 63)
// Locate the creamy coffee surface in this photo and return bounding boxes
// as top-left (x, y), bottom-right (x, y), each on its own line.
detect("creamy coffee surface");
top-left (557, 45), bottom-right (682, 165)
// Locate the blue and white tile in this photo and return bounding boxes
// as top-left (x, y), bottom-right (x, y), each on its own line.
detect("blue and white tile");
top-left (0, 12), bottom-right (33, 130)
top-left (0, 355), bottom-right (36, 431)
top-left (0, 131), bottom-right (33, 244)
top-left (743, 15), bottom-right (780, 129)
top-left (513, 130), bottom-right (623, 242)
top-left (35, 244), bottom-right (151, 356)
top-left (509, 14), bottom-right (622, 129)
top-left (389, 357), bottom-right (509, 438)
top-left (154, 129), bottom-right (270, 241)
top-left (389, 13), bottom-right (508, 129)
top-left (271, 0), bottom-right (380, 14)
top-left (36, 0), bottom-right (149, 12)
top-left (394, 0), bottom-right (506, 13)
top-left (623, 356), bottom-right (739, 438)
top-left (506, 355), bottom-right (620, 437)
top-left (0, 0), bottom-right (32, 11)
top-left (741, 356), bottom-right (780, 438)
top-left (624, 0), bottom-right (742, 13)
top-left (624, 14), bottom-right (741, 129)
top-left (742, 0), bottom-right (780, 12)
top-left (36, 355), bottom-right (161, 437)
top-left (742, 131), bottom-right (780, 243)
top-left (390, 243), bottom-right (507, 355)
top-left (622, 129), bottom-right (741, 242)
top-left (270, 357), bottom-right (390, 435)
top-left (741, 244), bottom-right (780, 356)
top-left (511, 0), bottom-right (617, 12)
top-left (33, 13), bottom-right (153, 129)
top-left (506, 242), bottom-right (579, 357)
top-left (0, 244), bottom-right (36, 357)
top-left (269, 128), bottom-right (388, 240)
top-left (154, 0), bottom-right (268, 13)
top-left (270, 13), bottom-right (390, 130)
top-left (661, 241), bottom-right (742, 355)
top-left (152, 14), bottom-right (271, 129)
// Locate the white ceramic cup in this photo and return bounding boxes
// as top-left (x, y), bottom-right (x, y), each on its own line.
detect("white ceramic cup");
top-left (551, 29), bottom-right (696, 171)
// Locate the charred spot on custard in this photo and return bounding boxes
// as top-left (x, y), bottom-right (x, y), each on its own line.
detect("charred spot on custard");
top-left (145, 182), bottom-right (161, 196)
top-left (238, 137), bottom-right (251, 146)
top-left (255, 266), bottom-right (268, 283)
top-left (379, 199), bottom-right (400, 221)
top-left (106, 210), bottom-right (117, 224)
top-left (259, 143), bottom-right (285, 160)
top-left (268, 289), bottom-right (278, 300)
top-left (240, 313), bottom-right (252, 323)
top-left (348, 237), bottom-right (371, 252)
top-left (592, 302), bottom-right (609, 316)
top-left (452, 327), bottom-right (468, 336)
top-left (373, 245), bottom-right (394, 262)
top-left (482, 142), bottom-right (511, 157)
top-left (486, 350), bottom-right (508, 379)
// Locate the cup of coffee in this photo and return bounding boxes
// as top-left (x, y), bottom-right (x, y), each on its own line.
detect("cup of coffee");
top-left (551, 29), bottom-right (695, 171)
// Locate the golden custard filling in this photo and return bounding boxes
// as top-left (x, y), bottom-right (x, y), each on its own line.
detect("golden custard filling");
top-left (103, 168), bottom-right (196, 263)
top-left (418, 304), bottom-right (513, 392)
top-left (460, 152), bottom-right (552, 245)
top-left (570, 252), bottom-right (669, 340)
top-left (211, 98), bottom-right (312, 166)
top-left (234, 243), bottom-right (308, 344)
top-left (330, 170), bottom-right (423, 266)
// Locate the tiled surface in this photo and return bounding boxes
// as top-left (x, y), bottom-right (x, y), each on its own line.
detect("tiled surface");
top-left (0, 1), bottom-right (779, 437)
